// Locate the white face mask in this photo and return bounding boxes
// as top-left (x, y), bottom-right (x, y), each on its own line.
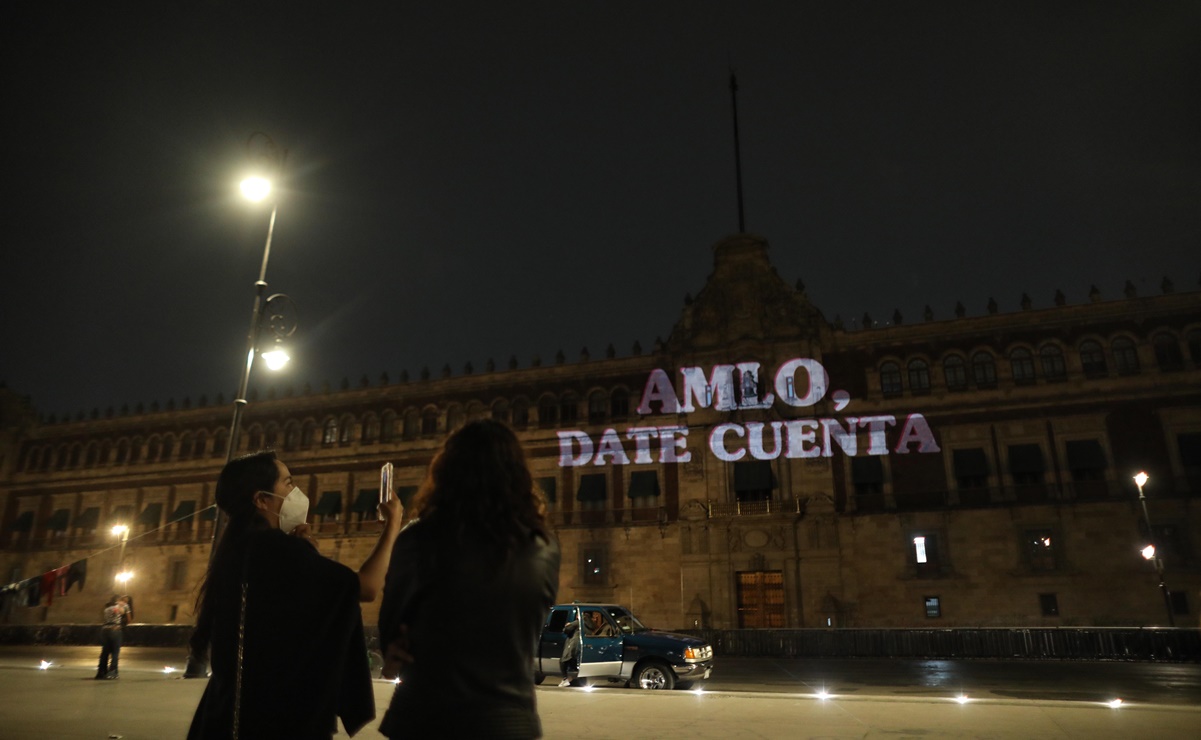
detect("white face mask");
top-left (268, 487), bottom-right (309, 534)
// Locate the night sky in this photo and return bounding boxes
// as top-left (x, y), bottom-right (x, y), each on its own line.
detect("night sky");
top-left (3, 3), bottom-right (1199, 419)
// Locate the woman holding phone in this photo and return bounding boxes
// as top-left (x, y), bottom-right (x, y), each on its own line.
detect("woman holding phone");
top-left (377, 419), bottom-right (560, 739)
top-left (187, 450), bottom-right (402, 739)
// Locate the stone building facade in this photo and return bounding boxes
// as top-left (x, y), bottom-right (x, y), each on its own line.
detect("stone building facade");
top-left (2, 235), bottom-right (1199, 631)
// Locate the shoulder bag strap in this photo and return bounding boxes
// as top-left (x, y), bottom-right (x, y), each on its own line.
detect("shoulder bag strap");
top-left (233, 547), bottom-right (250, 740)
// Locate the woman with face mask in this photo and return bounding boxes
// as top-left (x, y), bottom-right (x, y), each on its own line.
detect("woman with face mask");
top-left (187, 450), bottom-right (402, 739)
top-left (377, 419), bottom-right (560, 739)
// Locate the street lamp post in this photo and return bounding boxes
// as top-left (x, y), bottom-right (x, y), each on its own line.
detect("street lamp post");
top-left (185, 133), bottom-right (296, 678)
top-left (1134, 471), bottom-right (1175, 627)
top-left (111, 524), bottom-right (130, 584)
top-left (212, 132), bottom-right (295, 547)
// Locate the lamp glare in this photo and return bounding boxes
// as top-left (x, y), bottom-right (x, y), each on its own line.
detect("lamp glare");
top-left (240, 177), bottom-right (272, 202)
top-left (262, 346), bottom-right (290, 371)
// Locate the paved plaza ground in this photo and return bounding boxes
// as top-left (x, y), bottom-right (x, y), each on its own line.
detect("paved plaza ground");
top-left (0, 647), bottom-right (1198, 739)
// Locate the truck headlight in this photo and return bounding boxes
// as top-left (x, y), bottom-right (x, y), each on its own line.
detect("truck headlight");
top-left (684, 645), bottom-right (711, 662)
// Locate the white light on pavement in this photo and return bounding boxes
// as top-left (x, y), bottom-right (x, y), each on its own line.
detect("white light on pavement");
top-left (38, 660), bottom-right (51, 670)
top-left (955, 694), bottom-right (970, 704)
top-left (1107, 698), bottom-right (1123, 708)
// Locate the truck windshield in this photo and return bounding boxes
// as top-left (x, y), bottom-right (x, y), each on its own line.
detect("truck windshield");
top-left (605, 607), bottom-right (648, 633)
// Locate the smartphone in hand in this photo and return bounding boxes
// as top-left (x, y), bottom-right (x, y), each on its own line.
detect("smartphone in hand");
top-left (380, 462), bottom-right (394, 506)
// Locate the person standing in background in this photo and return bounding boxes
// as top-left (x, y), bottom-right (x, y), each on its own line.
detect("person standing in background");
top-left (96, 595), bottom-right (130, 679)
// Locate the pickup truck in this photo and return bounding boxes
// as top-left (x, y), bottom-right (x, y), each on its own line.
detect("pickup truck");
top-left (534, 603), bottom-right (714, 690)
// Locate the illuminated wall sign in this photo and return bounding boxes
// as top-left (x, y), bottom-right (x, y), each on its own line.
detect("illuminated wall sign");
top-left (557, 357), bottom-right (940, 467)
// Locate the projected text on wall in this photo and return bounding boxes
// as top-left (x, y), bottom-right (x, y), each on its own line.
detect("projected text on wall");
top-left (556, 357), bottom-right (940, 467)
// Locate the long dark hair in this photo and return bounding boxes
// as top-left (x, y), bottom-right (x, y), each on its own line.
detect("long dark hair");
top-left (188, 450), bottom-right (279, 659)
top-left (411, 419), bottom-right (547, 550)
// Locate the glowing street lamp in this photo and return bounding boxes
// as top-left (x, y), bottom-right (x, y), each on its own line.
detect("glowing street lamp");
top-left (189, 132), bottom-right (297, 680)
top-left (111, 524), bottom-right (129, 577)
top-left (1133, 471), bottom-right (1174, 627)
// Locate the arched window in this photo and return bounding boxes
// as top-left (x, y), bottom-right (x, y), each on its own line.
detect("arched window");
top-left (907, 360), bottom-right (930, 394)
top-left (147, 437), bottom-right (162, 461)
top-left (301, 421), bottom-right (316, 449)
top-left (99, 440), bottom-right (112, 465)
top-left (380, 411), bottom-right (397, 442)
top-left (511, 398), bottom-right (530, 428)
top-left (1153, 332), bottom-right (1183, 371)
top-left (68, 444), bottom-right (82, 468)
top-left (161, 435), bottom-right (175, 461)
top-left (362, 415), bottom-right (380, 443)
top-left (1010, 348), bottom-right (1036, 385)
top-left (247, 426), bottom-right (262, 450)
top-left (85, 442), bottom-right (100, 467)
top-left (283, 422), bottom-right (300, 451)
top-left (1079, 340), bottom-right (1107, 378)
top-left (179, 433), bottom-right (194, 459)
top-left (1112, 337), bottom-right (1140, 375)
top-left (943, 356), bottom-right (967, 391)
top-left (115, 440), bottom-right (130, 465)
top-left (879, 362), bottom-right (902, 397)
top-left (129, 438), bottom-right (144, 464)
top-left (491, 399), bottom-right (511, 424)
top-left (322, 419), bottom-right (338, 446)
top-left (264, 423), bottom-right (279, 449)
top-left (588, 391), bottom-right (608, 424)
top-left (538, 395), bottom-right (558, 428)
top-left (560, 393), bottom-right (579, 424)
top-left (972, 352), bottom-right (997, 389)
top-left (610, 389), bottom-right (629, 419)
top-left (24, 447), bottom-right (41, 472)
top-left (1039, 345), bottom-right (1066, 381)
top-left (403, 409), bottom-right (420, 440)
top-left (212, 430), bottom-right (227, 457)
top-left (446, 405), bottom-right (466, 431)
top-left (339, 415), bottom-right (355, 445)
top-left (194, 430), bottom-right (208, 458)
top-left (421, 408), bottom-right (439, 436)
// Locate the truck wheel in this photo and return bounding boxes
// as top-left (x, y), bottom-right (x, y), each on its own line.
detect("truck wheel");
top-left (633, 661), bottom-right (676, 690)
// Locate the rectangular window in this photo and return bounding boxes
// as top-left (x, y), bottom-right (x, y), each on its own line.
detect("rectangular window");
top-left (537, 476), bottom-right (557, 510)
top-left (168, 559), bottom-right (188, 591)
top-left (1008, 444), bottom-right (1046, 486)
top-left (581, 544), bottom-right (608, 586)
top-left (924, 596), bottom-right (941, 618)
top-left (1025, 529), bottom-right (1057, 571)
top-left (1039, 593), bottom-right (1059, 617)
top-left (851, 456), bottom-right (884, 499)
top-left (1065, 440), bottom-right (1107, 483)
top-left (912, 533), bottom-right (942, 577)
top-left (733, 461), bottom-right (775, 504)
top-left (952, 448), bottom-right (989, 489)
top-left (736, 571), bottom-right (785, 628)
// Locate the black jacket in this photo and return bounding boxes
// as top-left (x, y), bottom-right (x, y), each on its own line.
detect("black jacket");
top-left (188, 528), bottom-right (374, 739)
top-left (377, 519), bottom-right (560, 739)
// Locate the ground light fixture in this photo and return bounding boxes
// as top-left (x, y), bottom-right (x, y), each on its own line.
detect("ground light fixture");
top-left (1107, 698), bottom-right (1123, 708)
top-left (955, 694), bottom-right (971, 704)
top-left (38, 661), bottom-right (51, 670)
top-left (814, 689), bottom-right (831, 700)
top-left (163, 666), bottom-right (177, 674)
